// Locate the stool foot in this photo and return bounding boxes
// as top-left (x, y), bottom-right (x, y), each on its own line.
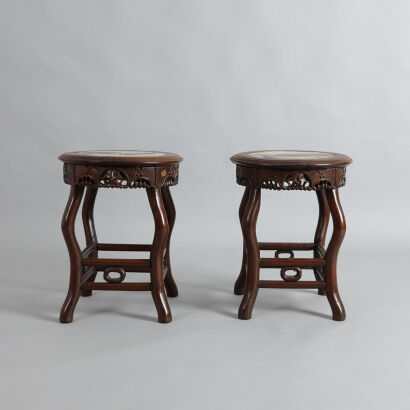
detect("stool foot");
top-left (60, 292), bottom-right (80, 323)
top-left (238, 292), bottom-right (258, 320)
top-left (318, 288), bottom-right (326, 296)
top-left (328, 293), bottom-right (346, 321)
top-left (81, 290), bottom-right (92, 297)
top-left (152, 288), bottom-right (172, 323)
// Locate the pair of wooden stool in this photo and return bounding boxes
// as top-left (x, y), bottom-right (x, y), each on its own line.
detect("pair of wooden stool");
top-left (59, 150), bottom-right (352, 323)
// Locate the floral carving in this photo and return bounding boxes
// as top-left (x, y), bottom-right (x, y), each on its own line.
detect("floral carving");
top-left (236, 165), bottom-right (347, 191)
top-left (79, 175), bottom-right (95, 186)
top-left (62, 164), bottom-right (179, 188)
top-left (135, 167), bottom-right (144, 177)
top-left (162, 166), bottom-right (179, 186)
top-left (283, 173), bottom-right (311, 190)
top-left (99, 169), bottom-right (130, 188)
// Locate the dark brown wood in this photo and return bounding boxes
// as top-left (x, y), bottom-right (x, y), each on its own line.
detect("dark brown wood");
top-left (147, 187), bottom-right (172, 323)
top-left (231, 150), bottom-right (352, 169)
top-left (59, 150), bottom-right (182, 167)
top-left (81, 282), bottom-right (151, 291)
top-left (234, 186), bottom-right (250, 295)
top-left (259, 280), bottom-right (325, 289)
top-left (60, 185), bottom-right (85, 323)
top-left (324, 189), bottom-right (346, 321)
top-left (238, 187), bottom-right (261, 320)
top-left (162, 185), bottom-right (179, 298)
top-left (59, 150), bottom-right (181, 323)
top-left (313, 190), bottom-right (329, 294)
top-left (316, 244), bottom-right (326, 258)
top-left (260, 258), bottom-right (325, 268)
top-left (259, 242), bottom-right (316, 251)
top-left (83, 258), bottom-right (151, 272)
top-left (97, 243), bottom-right (152, 252)
top-left (80, 186), bottom-right (98, 296)
top-left (81, 243), bottom-right (95, 258)
top-left (232, 150), bottom-right (351, 321)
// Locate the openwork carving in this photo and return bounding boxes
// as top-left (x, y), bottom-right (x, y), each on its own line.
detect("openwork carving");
top-left (78, 175), bottom-right (95, 186)
top-left (103, 267), bottom-right (126, 284)
top-left (162, 166), bottom-right (179, 187)
top-left (280, 267), bottom-right (302, 282)
top-left (236, 165), bottom-right (346, 191)
top-left (236, 166), bottom-right (249, 186)
top-left (62, 164), bottom-right (179, 188)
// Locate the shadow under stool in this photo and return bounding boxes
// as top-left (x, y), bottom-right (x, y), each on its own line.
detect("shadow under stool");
top-left (231, 150), bottom-right (352, 321)
top-left (58, 150), bottom-right (182, 323)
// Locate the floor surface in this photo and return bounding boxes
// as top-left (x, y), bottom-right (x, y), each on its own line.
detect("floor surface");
top-left (1, 247), bottom-right (409, 409)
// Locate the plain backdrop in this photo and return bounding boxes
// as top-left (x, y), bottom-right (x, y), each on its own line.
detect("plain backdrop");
top-left (1, 1), bottom-right (410, 409)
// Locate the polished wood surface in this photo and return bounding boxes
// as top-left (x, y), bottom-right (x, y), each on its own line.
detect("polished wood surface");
top-left (231, 150), bottom-right (352, 169)
top-left (60, 185), bottom-right (85, 323)
top-left (59, 150), bottom-right (183, 166)
top-left (59, 151), bottom-right (181, 323)
top-left (238, 187), bottom-right (261, 320)
top-left (232, 150), bottom-right (351, 321)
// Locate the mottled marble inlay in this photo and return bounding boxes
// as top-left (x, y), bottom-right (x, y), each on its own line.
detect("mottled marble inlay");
top-left (248, 150), bottom-right (337, 160)
top-left (73, 150), bottom-right (167, 157)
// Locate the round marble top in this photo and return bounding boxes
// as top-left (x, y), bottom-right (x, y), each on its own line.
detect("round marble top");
top-left (59, 150), bottom-right (183, 166)
top-left (231, 150), bottom-right (352, 169)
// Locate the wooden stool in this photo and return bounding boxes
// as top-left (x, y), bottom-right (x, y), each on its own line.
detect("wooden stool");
top-left (59, 150), bottom-right (182, 324)
top-left (231, 150), bottom-right (352, 321)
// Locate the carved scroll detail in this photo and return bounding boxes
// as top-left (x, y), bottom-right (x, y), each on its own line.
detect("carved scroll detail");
top-left (162, 166), bottom-right (179, 187)
top-left (62, 164), bottom-right (180, 188)
top-left (280, 267), bottom-right (302, 282)
top-left (236, 165), bottom-right (346, 191)
top-left (103, 267), bottom-right (126, 283)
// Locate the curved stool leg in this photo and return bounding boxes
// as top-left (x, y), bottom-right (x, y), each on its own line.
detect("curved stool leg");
top-left (238, 187), bottom-right (261, 320)
top-left (147, 187), bottom-right (172, 323)
top-left (161, 185), bottom-right (178, 298)
top-left (324, 189), bottom-right (346, 321)
top-left (60, 185), bottom-right (85, 323)
top-left (81, 186), bottom-right (98, 297)
top-left (234, 186), bottom-right (251, 295)
top-left (314, 189), bottom-right (330, 295)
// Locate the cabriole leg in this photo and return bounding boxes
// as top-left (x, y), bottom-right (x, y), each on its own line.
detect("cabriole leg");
top-left (147, 187), bottom-right (172, 323)
top-left (324, 189), bottom-right (346, 321)
top-left (234, 186), bottom-right (251, 295)
top-left (161, 185), bottom-right (178, 298)
top-left (60, 185), bottom-right (85, 323)
top-left (81, 186), bottom-right (98, 297)
top-left (238, 187), bottom-right (261, 320)
top-left (314, 189), bottom-right (330, 295)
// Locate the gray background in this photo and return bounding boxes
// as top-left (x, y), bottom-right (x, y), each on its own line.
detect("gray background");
top-left (1, 1), bottom-right (409, 409)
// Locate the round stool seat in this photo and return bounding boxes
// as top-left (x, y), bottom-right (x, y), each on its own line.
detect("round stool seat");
top-left (59, 150), bottom-right (182, 166)
top-left (231, 150), bottom-right (352, 169)
top-left (59, 150), bottom-right (182, 189)
top-left (231, 150), bottom-right (352, 191)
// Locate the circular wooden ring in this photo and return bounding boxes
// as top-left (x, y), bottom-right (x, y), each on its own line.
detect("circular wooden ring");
top-left (275, 250), bottom-right (294, 258)
top-left (103, 267), bottom-right (126, 284)
top-left (280, 267), bottom-right (302, 282)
